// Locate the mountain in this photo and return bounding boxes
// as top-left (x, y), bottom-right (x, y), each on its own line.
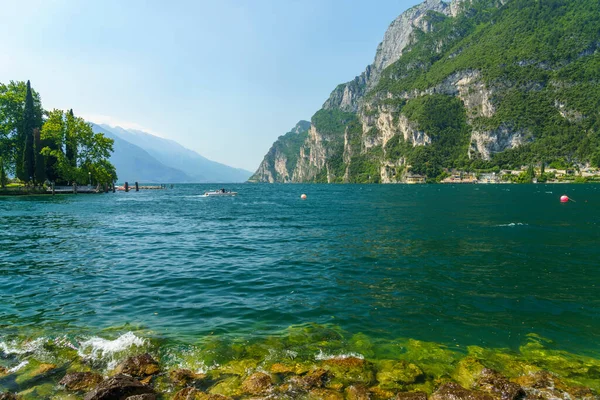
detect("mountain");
top-left (99, 125), bottom-right (252, 183)
top-left (91, 124), bottom-right (191, 183)
top-left (252, 0), bottom-right (600, 183)
top-left (248, 121), bottom-right (311, 183)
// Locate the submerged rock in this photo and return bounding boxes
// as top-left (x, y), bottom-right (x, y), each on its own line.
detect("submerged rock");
top-left (209, 376), bottom-right (243, 397)
top-left (368, 386), bottom-right (397, 400)
top-left (83, 374), bottom-right (155, 400)
top-left (270, 362), bottom-right (311, 375)
top-left (308, 388), bottom-right (344, 400)
top-left (125, 395), bottom-right (156, 400)
top-left (452, 358), bottom-right (486, 389)
top-left (323, 357), bottom-right (375, 386)
top-left (295, 368), bottom-right (329, 390)
top-left (376, 360), bottom-right (424, 389)
top-left (512, 371), bottom-right (595, 400)
top-left (345, 384), bottom-right (371, 400)
top-left (476, 369), bottom-right (523, 400)
top-left (170, 369), bottom-right (206, 386)
top-left (395, 392), bottom-right (428, 400)
top-left (217, 359), bottom-right (259, 376)
top-left (0, 393), bottom-right (17, 400)
top-left (241, 372), bottom-right (273, 395)
top-left (114, 354), bottom-right (160, 378)
top-left (60, 371), bottom-right (104, 392)
top-left (430, 382), bottom-right (494, 400)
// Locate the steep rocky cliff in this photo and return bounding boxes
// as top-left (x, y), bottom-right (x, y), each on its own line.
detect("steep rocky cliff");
top-left (249, 121), bottom-right (310, 183)
top-left (252, 0), bottom-right (600, 183)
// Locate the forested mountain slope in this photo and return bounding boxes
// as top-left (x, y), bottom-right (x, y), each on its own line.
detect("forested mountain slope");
top-left (252, 0), bottom-right (600, 183)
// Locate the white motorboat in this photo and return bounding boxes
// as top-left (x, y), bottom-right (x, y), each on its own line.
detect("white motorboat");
top-left (203, 189), bottom-right (238, 197)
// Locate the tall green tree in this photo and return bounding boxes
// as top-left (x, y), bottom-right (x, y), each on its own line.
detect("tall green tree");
top-left (65, 109), bottom-right (77, 168)
top-left (41, 110), bottom-right (116, 185)
top-left (0, 157), bottom-right (7, 188)
top-left (34, 128), bottom-right (45, 184)
top-left (0, 81), bottom-right (42, 180)
top-left (22, 80), bottom-right (37, 182)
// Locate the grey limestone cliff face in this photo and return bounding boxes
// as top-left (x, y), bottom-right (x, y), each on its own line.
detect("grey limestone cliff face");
top-left (323, 0), bottom-right (453, 113)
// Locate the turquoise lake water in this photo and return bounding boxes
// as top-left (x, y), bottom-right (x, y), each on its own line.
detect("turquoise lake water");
top-left (1, 184), bottom-right (599, 371)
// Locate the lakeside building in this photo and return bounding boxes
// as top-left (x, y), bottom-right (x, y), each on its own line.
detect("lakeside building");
top-left (478, 173), bottom-right (500, 183)
top-left (405, 174), bottom-right (426, 184)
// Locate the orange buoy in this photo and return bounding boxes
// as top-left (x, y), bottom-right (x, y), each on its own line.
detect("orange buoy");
top-left (301, 194), bottom-right (307, 200)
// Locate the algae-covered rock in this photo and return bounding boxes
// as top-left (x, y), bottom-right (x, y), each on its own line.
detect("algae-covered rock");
top-left (395, 392), bottom-right (427, 400)
top-left (17, 383), bottom-right (56, 400)
top-left (349, 334), bottom-right (376, 359)
top-left (511, 371), bottom-right (596, 400)
top-left (368, 386), bottom-right (396, 400)
top-left (400, 340), bottom-right (460, 378)
top-left (60, 372), bottom-right (104, 392)
top-left (376, 360), bottom-right (424, 390)
top-left (345, 384), bottom-right (371, 400)
top-left (173, 387), bottom-right (202, 400)
top-left (14, 361), bottom-right (59, 385)
top-left (113, 354), bottom-right (160, 378)
top-left (170, 369), bottom-right (206, 386)
top-left (299, 368), bottom-right (330, 390)
top-left (430, 382), bottom-right (493, 400)
top-left (0, 367), bottom-right (8, 377)
top-left (0, 392), bottom-right (17, 400)
top-left (452, 358), bottom-right (485, 389)
top-left (241, 372), bottom-right (273, 395)
top-left (209, 376), bottom-right (243, 397)
top-left (125, 395), bottom-right (156, 400)
top-left (323, 357), bottom-right (375, 386)
top-left (476, 369), bottom-right (524, 400)
top-left (270, 362), bottom-right (312, 375)
top-left (217, 359), bottom-right (259, 376)
top-left (83, 374), bottom-right (155, 400)
top-left (518, 334), bottom-right (600, 389)
top-left (309, 388), bottom-right (345, 400)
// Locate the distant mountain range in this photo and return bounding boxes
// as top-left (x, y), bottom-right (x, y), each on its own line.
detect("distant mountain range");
top-left (91, 124), bottom-right (252, 183)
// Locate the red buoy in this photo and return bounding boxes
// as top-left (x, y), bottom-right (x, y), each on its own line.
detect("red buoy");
top-left (560, 195), bottom-right (569, 203)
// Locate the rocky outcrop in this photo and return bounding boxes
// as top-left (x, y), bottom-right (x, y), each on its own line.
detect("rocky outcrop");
top-left (83, 374), bottom-right (155, 400)
top-left (430, 382), bottom-right (494, 400)
top-left (113, 354), bottom-right (160, 378)
top-left (469, 125), bottom-right (528, 160)
top-left (241, 372), bottom-right (273, 395)
top-left (60, 372), bottom-right (104, 392)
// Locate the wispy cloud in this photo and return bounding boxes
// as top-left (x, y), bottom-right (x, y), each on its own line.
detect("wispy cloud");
top-left (79, 113), bottom-right (164, 138)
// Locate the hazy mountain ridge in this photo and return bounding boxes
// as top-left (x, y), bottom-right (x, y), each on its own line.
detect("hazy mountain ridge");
top-left (95, 124), bottom-right (252, 183)
top-left (91, 124), bottom-right (191, 183)
top-left (252, 0), bottom-right (600, 183)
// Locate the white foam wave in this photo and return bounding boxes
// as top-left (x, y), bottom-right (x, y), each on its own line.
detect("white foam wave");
top-left (8, 360), bottom-right (29, 373)
top-left (495, 223), bottom-right (528, 227)
top-left (0, 337), bottom-right (46, 355)
top-left (315, 350), bottom-right (364, 361)
top-left (77, 332), bottom-right (146, 369)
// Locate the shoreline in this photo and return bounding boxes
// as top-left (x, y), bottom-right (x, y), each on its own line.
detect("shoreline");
top-left (1, 328), bottom-right (598, 399)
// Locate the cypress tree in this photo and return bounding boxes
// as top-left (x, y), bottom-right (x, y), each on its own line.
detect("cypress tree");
top-left (0, 157), bottom-right (7, 188)
top-left (34, 128), bottom-right (45, 184)
top-left (66, 109), bottom-right (77, 168)
top-left (22, 80), bottom-right (36, 183)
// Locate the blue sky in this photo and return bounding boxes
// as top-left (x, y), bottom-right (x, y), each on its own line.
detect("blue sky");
top-left (0, 0), bottom-right (421, 171)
